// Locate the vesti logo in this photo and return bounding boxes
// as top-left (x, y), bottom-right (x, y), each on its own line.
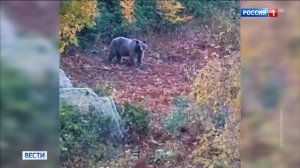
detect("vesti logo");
top-left (241, 8), bottom-right (281, 18)
top-left (22, 151), bottom-right (47, 160)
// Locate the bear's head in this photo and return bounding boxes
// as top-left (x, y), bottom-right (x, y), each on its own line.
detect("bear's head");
top-left (134, 40), bottom-right (148, 53)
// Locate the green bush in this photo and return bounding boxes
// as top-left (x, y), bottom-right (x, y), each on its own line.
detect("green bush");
top-left (78, 0), bottom-right (127, 48)
top-left (60, 102), bottom-right (118, 167)
top-left (133, 0), bottom-right (165, 33)
top-left (118, 102), bottom-right (149, 135)
top-left (180, 0), bottom-right (240, 50)
top-left (93, 82), bottom-right (114, 97)
top-left (179, 0), bottom-right (239, 22)
top-left (213, 111), bottom-right (226, 129)
top-left (164, 97), bottom-right (188, 133)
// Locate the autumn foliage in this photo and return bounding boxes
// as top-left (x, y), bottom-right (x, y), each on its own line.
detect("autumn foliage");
top-left (188, 53), bottom-right (241, 167)
top-left (157, 0), bottom-right (192, 24)
top-left (59, 1), bottom-right (98, 53)
top-left (191, 55), bottom-right (241, 121)
top-left (120, 0), bottom-right (135, 23)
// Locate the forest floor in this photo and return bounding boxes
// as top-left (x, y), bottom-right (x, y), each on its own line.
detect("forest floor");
top-left (61, 26), bottom-right (228, 114)
top-left (60, 25), bottom-right (236, 167)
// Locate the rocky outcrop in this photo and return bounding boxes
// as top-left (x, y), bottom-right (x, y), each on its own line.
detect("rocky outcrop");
top-left (59, 69), bottom-right (73, 88)
top-left (60, 87), bottom-right (123, 137)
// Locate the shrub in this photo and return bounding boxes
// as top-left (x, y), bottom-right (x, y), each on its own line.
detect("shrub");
top-left (156, 0), bottom-right (192, 24)
top-left (133, 0), bottom-right (161, 33)
top-left (213, 109), bottom-right (226, 129)
top-left (60, 102), bottom-right (118, 167)
top-left (187, 50), bottom-right (240, 167)
top-left (93, 82), bottom-right (115, 97)
top-left (120, 0), bottom-right (135, 24)
top-left (180, 0), bottom-right (240, 50)
top-left (118, 102), bottom-right (149, 135)
top-left (59, 0), bottom-right (99, 53)
top-left (83, 0), bottom-right (127, 46)
top-left (164, 97), bottom-right (188, 133)
top-left (191, 55), bottom-right (240, 120)
top-left (179, 1), bottom-right (239, 23)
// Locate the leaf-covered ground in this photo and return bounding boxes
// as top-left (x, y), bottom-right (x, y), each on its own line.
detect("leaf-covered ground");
top-left (61, 25), bottom-right (240, 167)
top-left (61, 27), bottom-right (227, 114)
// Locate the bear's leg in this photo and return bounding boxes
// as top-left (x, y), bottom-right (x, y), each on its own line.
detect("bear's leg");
top-left (137, 52), bottom-right (144, 65)
top-left (108, 50), bottom-right (116, 62)
top-left (129, 54), bottom-right (137, 66)
top-left (116, 53), bottom-right (122, 64)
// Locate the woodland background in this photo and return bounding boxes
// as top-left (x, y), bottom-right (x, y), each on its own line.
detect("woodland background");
top-left (59, 0), bottom-right (240, 168)
top-left (1, 1), bottom-right (299, 168)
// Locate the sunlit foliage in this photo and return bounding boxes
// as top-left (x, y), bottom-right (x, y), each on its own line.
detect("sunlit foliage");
top-left (157, 0), bottom-right (192, 24)
top-left (59, 1), bottom-right (99, 53)
top-left (191, 54), bottom-right (241, 121)
top-left (120, 0), bottom-right (135, 23)
top-left (189, 52), bottom-right (241, 167)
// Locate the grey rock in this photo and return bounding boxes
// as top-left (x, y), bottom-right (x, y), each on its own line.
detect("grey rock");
top-left (59, 69), bottom-right (73, 88)
top-left (60, 88), bottom-right (123, 137)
